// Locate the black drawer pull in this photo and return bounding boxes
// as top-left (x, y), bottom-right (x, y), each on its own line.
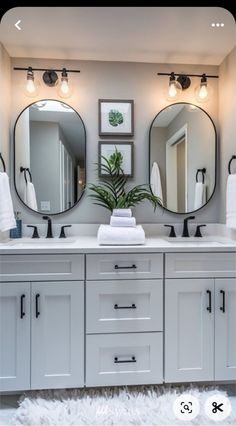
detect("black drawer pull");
top-left (20, 294), bottom-right (25, 319)
top-left (114, 303), bottom-right (137, 310)
top-left (114, 264), bottom-right (137, 270)
top-left (114, 356), bottom-right (136, 364)
top-left (35, 293), bottom-right (40, 318)
top-left (206, 290), bottom-right (212, 313)
top-left (220, 290), bottom-right (225, 313)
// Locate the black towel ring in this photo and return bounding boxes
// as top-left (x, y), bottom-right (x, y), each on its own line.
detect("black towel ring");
top-left (20, 167), bottom-right (32, 184)
top-left (228, 155), bottom-right (236, 174)
top-left (196, 168), bottom-right (206, 184)
top-left (0, 153), bottom-right (6, 172)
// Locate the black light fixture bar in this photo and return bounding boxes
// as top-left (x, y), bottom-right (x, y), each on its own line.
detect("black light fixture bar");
top-left (158, 72), bottom-right (218, 78)
top-left (14, 67), bottom-right (80, 73)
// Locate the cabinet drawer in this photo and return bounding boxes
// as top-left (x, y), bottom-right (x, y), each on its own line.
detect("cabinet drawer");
top-left (86, 280), bottom-right (163, 333)
top-left (165, 253), bottom-right (236, 278)
top-left (86, 253), bottom-right (163, 280)
top-left (86, 332), bottom-right (163, 386)
top-left (0, 254), bottom-right (84, 281)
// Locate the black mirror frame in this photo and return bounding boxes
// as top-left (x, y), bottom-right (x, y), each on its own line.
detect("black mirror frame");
top-left (149, 101), bottom-right (217, 215)
top-left (13, 98), bottom-right (86, 216)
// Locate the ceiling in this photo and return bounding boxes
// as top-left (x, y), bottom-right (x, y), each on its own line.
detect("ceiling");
top-left (0, 7), bottom-right (235, 65)
top-left (152, 105), bottom-right (184, 127)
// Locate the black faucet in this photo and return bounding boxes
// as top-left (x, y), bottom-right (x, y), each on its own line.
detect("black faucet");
top-left (182, 216), bottom-right (195, 237)
top-left (42, 215), bottom-right (53, 238)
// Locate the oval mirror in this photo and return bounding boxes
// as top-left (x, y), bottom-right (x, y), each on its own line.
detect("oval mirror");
top-left (14, 99), bottom-right (86, 215)
top-left (149, 102), bottom-right (216, 214)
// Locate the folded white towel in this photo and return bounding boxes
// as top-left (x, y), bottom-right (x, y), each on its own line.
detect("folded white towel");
top-left (24, 182), bottom-right (38, 211)
top-left (97, 225), bottom-right (145, 245)
top-left (112, 208), bottom-right (132, 217)
top-left (0, 172), bottom-right (16, 232)
top-left (150, 162), bottom-right (163, 201)
top-left (194, 182), bottom-right (206, 210)
top-left (226, 174), bottom-right (236, 229)
top-left (110, 216), bottom-right (136, 227)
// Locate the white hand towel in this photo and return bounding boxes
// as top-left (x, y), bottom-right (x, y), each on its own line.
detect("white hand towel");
top-left (150, 162), bottom-right (163, 201)
top-left (0, 172), bottom-right (16, 232)
top-left (194, 182), bottom-right (206, 210)
top-left (110, 216), bottom-right (136, 227)
top-left (112, 208), bottom-right (132, 217)
top-left (24, 182), bottom-right (38, 211)
top-left (226, 174), bottom-right (236, 229)
top-left (97, 225), bottom-right (145, 245)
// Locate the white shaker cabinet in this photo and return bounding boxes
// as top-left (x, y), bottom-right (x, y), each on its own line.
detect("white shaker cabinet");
top-left (0, 282), bottom-right (30, 391)
top-left (165, 278), bottom-right (214, 383)
top-left (31, 281), bottom-right (84, 389)
top-left (215, 278), bottom-right (236, 381)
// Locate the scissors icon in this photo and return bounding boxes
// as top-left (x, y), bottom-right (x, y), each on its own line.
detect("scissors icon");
top-left (212, 401), bottom-right (224, 413)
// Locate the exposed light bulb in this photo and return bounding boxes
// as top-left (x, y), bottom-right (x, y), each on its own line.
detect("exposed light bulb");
top-left (198, 84), bottom-right (208, 100)
top-left (168, 82), bottom-right (177, 98)
top-left (57, 68), bottom-right (73, 98)
top-left (24, 67), bottom-right (39, 98)
top-left (195, 74), bottom-right (212, 103)
top-left (166, 72), bottom-right (182, 101)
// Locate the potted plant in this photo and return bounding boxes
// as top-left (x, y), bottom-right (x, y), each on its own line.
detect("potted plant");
top-left (88, 149), bottom-right (161, 212)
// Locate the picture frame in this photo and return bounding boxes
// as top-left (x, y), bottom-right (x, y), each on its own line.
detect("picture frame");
top-left (99, 99), bottom-right (134, 136)
top-left (98, 141), bottom-right (134, 177)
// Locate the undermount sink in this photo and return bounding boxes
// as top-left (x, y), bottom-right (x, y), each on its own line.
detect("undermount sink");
top-left (7, 237), bottom-right (78, 246)
top-left (164, 236), bottom-right (228, 246)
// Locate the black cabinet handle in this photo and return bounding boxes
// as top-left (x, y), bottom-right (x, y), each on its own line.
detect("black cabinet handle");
top-left (20, 294), bottom-right (25, 319)
top-left (114, 356), bottom-right (136, 364)
top-left (114, 303), bottom-right (137, 310)
top-left (35, 294), bottom-right (40, 318)
top-left (220, 290), bottom-right (225, 313)
top-left (206, 290), bottom-right (212, 313)
top-left (114, 264), bottom-right (137, 270)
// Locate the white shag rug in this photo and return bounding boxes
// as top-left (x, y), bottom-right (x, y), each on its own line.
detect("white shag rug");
top-left (12, 385), bottom-right (236, 426)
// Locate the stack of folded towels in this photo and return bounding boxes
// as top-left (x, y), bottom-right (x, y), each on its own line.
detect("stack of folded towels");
top-left (97, 208), bottom-right (145, 245)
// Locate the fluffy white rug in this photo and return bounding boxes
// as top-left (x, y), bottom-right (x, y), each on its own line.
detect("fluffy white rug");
top-left (12, 385), bottom-right (236, 426)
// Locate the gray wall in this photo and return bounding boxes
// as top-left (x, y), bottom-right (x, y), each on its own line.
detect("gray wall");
top-left (219, 46), bottom-right (236, 224)
top-left (9, 57), bottom-right (219, 225)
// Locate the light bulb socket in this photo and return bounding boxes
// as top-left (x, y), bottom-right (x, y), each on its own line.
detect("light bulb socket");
top-left (169, 72), bottom-right (175, 83)
top-left (27, 67), bottom-right (34, 80)
top-left (201, 73), bottom-right (207, 84)
top-left (61, 68), bottom-right (68, 78)
top-left (43, 70), bottom-right (58, 87)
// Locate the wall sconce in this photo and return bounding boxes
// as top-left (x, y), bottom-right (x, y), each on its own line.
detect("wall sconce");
top-left (14, 66), bottom-right (80, 99)
top-left (158, 72), bottom-right (218, 102)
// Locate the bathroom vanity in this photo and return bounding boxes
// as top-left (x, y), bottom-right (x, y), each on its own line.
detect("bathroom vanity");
top-left (0, 234), bottom-right (236, 392)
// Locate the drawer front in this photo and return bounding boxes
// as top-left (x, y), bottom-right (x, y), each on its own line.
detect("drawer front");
top-left (86, 253), bottom-right (163, 280)
top-left (86, 280), bottom-right (163, 333)
top-left (86, 332), bottom-right (163, 386)
top-left (165, 253), bottom-right (236, 278)
top-left (0, 254), bottom-right (84, 281)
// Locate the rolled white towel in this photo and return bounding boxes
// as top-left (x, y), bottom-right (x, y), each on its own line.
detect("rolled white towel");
top-left (0, 172), bottom-right (16, 232)
top-left (97, 225), bottom-right (145, 245)
top-left (110, 216), bottom-right (136, 227)
top-left (112, 208), bottom-right (132, 217)
top-left (226, 174), bottom-right (236, 229)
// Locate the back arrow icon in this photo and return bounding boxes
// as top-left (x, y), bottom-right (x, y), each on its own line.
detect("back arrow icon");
top-left (15, 20), bottom-right (21, 30)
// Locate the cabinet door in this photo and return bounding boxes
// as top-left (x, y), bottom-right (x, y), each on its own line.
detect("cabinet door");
top-left (165, 279), bottom-right (214, 383)
top-left (31, 281), bottom-right (84, 389)
top-left (215, 279), bottom-right (236, 381)
top-left (0, 282), bottom-right (30, 391)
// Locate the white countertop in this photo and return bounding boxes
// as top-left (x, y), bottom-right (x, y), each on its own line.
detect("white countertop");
top-left (0, 223), bottom-right (236, 255)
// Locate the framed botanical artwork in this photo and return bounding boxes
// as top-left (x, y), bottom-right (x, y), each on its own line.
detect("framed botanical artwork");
top-left (98, 141), bottom-right (134, 177)
top-left (99, 99), bottom-right (134, 136)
